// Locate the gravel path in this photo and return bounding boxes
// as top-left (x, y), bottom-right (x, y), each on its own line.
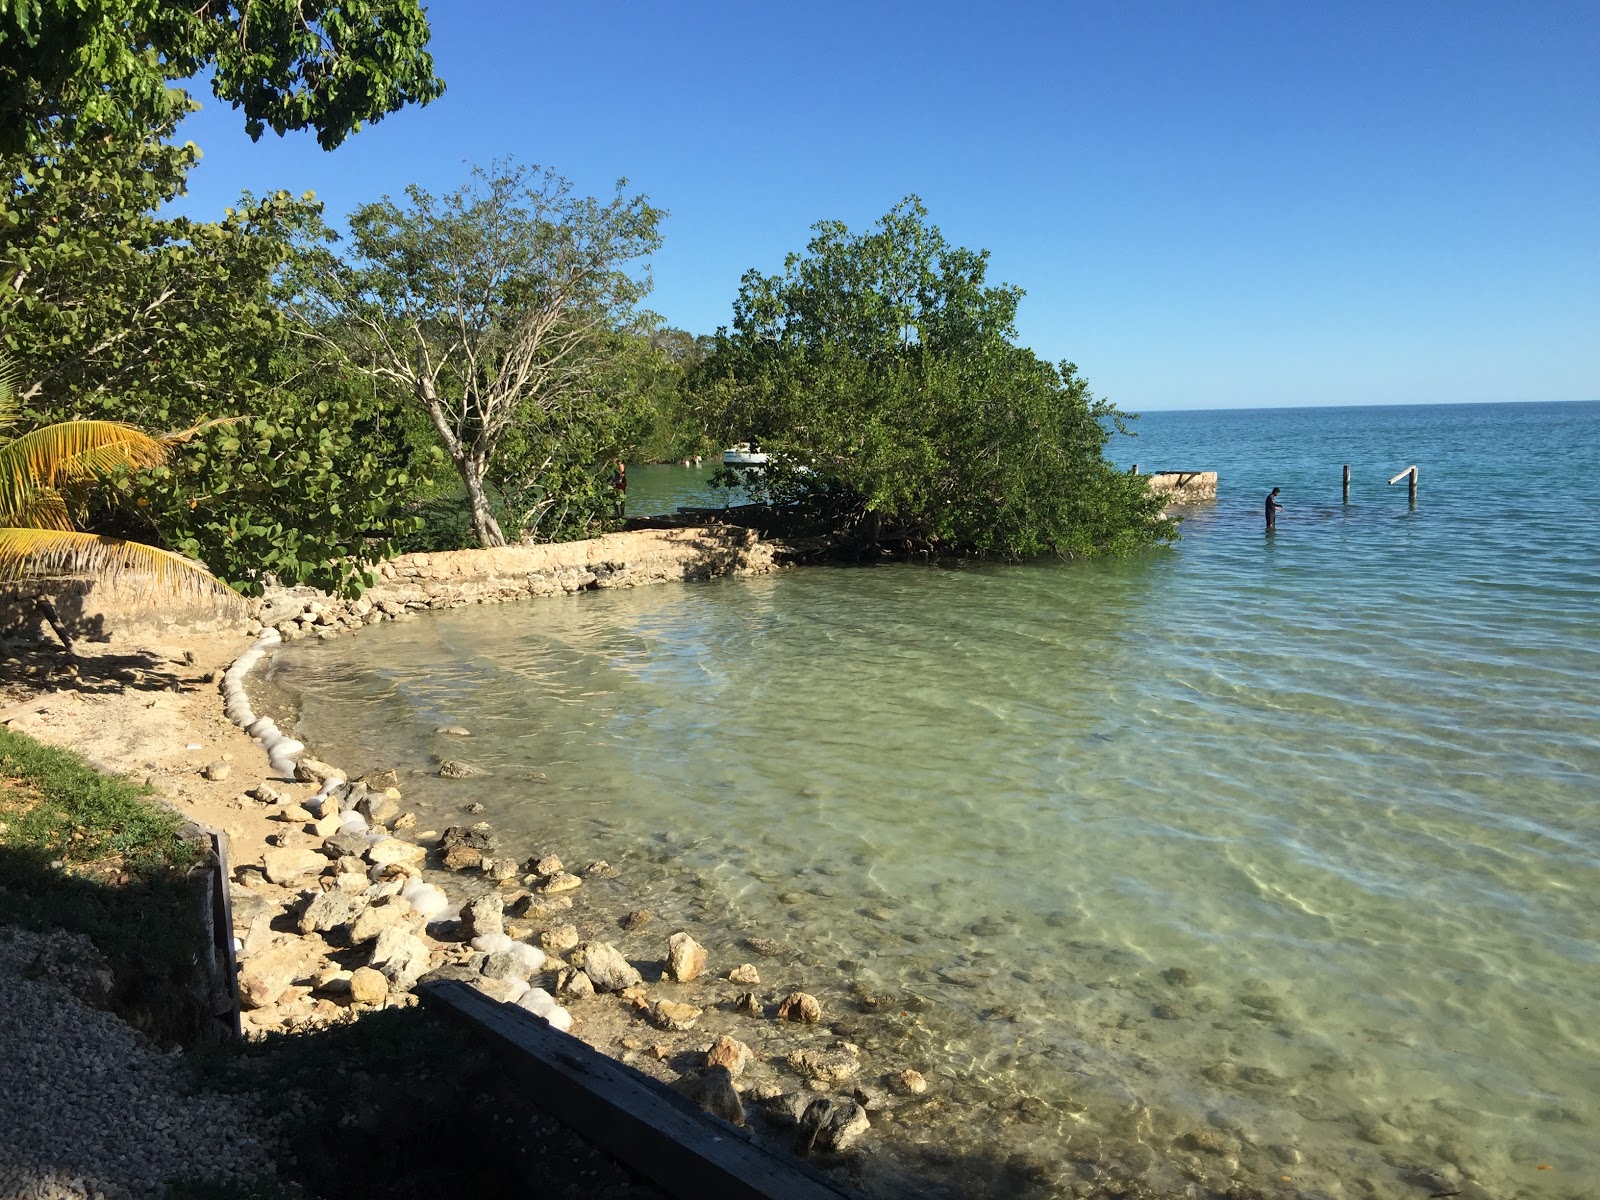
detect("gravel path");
top-left (0, 925), bottom-right (284, 1200)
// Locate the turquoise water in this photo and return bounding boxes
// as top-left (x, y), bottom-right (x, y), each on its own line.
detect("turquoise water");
top-left (268, 401), bottom-right (1599, 1199)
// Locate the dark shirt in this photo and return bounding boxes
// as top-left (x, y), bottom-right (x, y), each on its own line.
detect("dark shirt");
top-left (1265, 493), bottom-right (1281, 521)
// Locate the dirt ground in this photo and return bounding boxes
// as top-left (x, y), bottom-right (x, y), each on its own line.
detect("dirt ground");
top-left (1, 625), bottom-right (293, 862)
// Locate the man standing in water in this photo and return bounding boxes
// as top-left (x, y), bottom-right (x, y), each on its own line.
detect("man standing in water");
top-left (1265, 486), bottom-right (1284, 531)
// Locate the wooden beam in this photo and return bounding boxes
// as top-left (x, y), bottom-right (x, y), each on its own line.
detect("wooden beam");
top-left (1388, 465), bottom-right (1417, 486)
top-left (419, 979), bottom-right (864, 1200)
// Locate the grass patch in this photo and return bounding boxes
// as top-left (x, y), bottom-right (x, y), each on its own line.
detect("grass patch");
top-left (0, 724), bottom-right (209, 1016)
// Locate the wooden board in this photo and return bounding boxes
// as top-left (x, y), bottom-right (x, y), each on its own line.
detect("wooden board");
top-left (420, 979), bottom-right (863, 1200)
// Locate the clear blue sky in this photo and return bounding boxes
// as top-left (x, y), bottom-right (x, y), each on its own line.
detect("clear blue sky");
top-left (169, 0), bottom-right (1598, 411)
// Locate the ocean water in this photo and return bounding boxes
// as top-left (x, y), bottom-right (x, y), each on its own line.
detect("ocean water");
top-left (264, 401), bottom-right (1600, 1199)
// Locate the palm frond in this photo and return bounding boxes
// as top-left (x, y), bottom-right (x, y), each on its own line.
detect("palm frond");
top-left (0, 354), bottom-right (17, 429)
top-left (3, 486), bottom-right (74, 531)
top-left (0, 528), bottom-right (241, 603)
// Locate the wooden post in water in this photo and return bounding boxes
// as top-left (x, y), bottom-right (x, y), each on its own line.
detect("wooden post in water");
top-left (1342, 464), bottom-right (1351, 504)
top-left (1388, 465), bottom-right (1418, 506)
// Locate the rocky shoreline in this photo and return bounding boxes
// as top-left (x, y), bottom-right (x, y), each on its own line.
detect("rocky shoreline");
top-left (218, 611), bottom-right (938, 1184)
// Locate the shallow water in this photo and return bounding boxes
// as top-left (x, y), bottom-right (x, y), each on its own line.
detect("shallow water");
top-left (267, 401), bottom-right (1600, 1199)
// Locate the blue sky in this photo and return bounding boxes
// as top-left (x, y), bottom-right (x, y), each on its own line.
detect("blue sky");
top-left (169, 1), bottom-right (1598, 411)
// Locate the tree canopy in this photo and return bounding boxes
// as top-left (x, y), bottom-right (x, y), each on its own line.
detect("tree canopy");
top-left (695, 198), bottom-right (1175, 558)
top-left (1, 0), bottom-right (443, 156)
top-left (287, 161), bottom-right (665, 547)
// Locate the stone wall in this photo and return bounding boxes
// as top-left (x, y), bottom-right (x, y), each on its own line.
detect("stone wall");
top-left (1145, 471), bottom-right (1218, 504)
top-left (2, 526), bottom-right (783, 645)
top-left (255, 526), bottom-right (782, 642)
top-left (0, 576), bottom-right (248, 642)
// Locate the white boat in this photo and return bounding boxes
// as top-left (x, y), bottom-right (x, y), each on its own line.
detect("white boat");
top-left (722, 442), bottom-right (769, 467)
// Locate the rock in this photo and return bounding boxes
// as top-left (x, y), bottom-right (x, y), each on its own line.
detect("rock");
top-left (295, 757), bottom-right (345, 785)
top-left (579, 943), bottom-right (642, 992)
top-left (649, 1000), bottom-right (703, 1032)
top-left (890, 1068), bottom-right (928, 1095)
top-left (538, 924), bottom-right (580, 954)
top-left (666, 932), bottom-right (708, 983)
top-left (482, 950), bottom-right (533, 981)
top-left (777, 991), bottom-right (822, 1023)
top-left (248, 782), bottom-right (290, 804)
top-left (298, 890), bottom-right (368, 935)
top-left (442, 845), bottom-right (483, 871)
top-left (706, 1035), bottom-right (753, 1078)
top-left (727, 963), bottom-right (761, 985)
top-left (464, 801), bottom-right (486, 814)
top-left (764, 1092), bottom-right (813, 1128)
top-left (202, 760), bottom-right (231, 782)
top-left (348, 966), bottom-right (388, 1005)
top-left (583, 860), bottom-right (619, 879)
top-left (511, 893), bottom-right (573, 920)
top-left (530, 853), bottom-right (563, 877)
top-left (744, 936), bottom-right (784, 957)
top-left (392, 812), bottom-right (418, 831)
top-left (369, 925), bottom-right (432, 991)
top-left (320, 832), bottom-right (371, 860)
top-left (735, 992), bottom-right (762, 1016)
top-left (469, 975), bottom-right (525, 1003)
top-left (674, 1067), bottom-right (745, 1126)
top-left (312, 813), bottom-right (342, 838)
top-left (356, 792), bottom-right (401, 827)
top-left (238, 939), bottom-right (322, 1009)
top-left (437, 760), bottom-right (478, 778)
top-left (1163, 966), bottom-right (1197, 987)
top-left (262, 846), bottom-right (326, 885)
top-left (314, 966), bottom-right (351, 994)
top-left (622, 908), bottom-right (654, 931)
top-left (361, 769), bottom-right (400, 791)
top-left (440, 824), bottom-right (495, 870)
top-left (1152, 1002), bottom-right (1187, 1020)
top-left (365, 839), bottom-right (426, 868)
top-left (1180, 1129), bottom-right (1242, 1157)
top-left (556, 968), bottom-right (595, 999)
top-left (332, 872), bottom-right (369, 895)
top-left (462, 894), bottom-right (505, 939)
top-left (436, 725), bottom-right (472, 736)
top-left (787, 1046), bottom-right (860, 1084)
top-left (536, 871), bottom-right (582, 895)
top-left (796, 1098), bottom-right (871, 1155)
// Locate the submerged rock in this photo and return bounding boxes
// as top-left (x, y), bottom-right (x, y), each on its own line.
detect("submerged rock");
top-left (777, 991), bottom-right (822, 1023)
top-left (706, 1035), bottom-right (753, 1078)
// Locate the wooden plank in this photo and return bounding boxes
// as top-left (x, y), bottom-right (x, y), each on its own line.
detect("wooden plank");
top-left (420, 979), bottom-right (862, 1200)
top-left (210, 830), bottom-right (243, 1039)
top-left (1388, 465), bottom-right (1417, 486)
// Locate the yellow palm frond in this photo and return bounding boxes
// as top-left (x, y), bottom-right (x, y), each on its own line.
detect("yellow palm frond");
top-left (0, 528), bottom-right (240, 602)
top-left (5, 486), bottom-right (74, 531)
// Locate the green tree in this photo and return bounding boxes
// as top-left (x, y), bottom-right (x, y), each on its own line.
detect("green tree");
top-left (1, 0), bottom-right (443, 156)
top-left (695, 198), bottom-right (1175, 557)
top-left (1, 0), bottom-right (445, 594)
top-left (288, 161), bottom-right (666, 547)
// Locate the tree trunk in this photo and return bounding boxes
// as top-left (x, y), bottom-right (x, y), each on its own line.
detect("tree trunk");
top-left (418, 375), bottom-right (506, 548)
top-left (460, 460), bottom-right (506, 548)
